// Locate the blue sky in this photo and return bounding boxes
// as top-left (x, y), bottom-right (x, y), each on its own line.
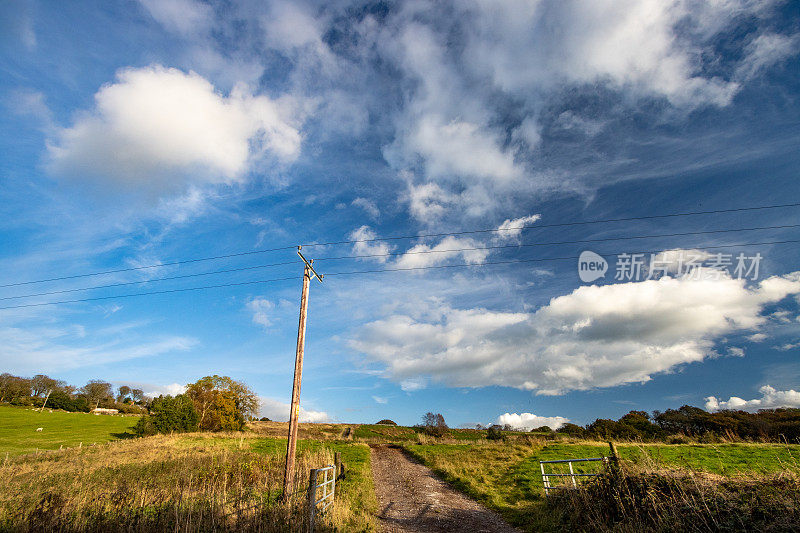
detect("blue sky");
top-left (1, 0), bottom-right (800, 428)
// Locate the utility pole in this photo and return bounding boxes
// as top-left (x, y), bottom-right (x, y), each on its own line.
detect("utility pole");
top-left (283, 246), bottom-right (323, 499)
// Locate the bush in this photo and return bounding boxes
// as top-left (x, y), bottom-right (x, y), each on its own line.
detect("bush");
top-left (45, 391), bottom-right (89, 412)
top-left (487, 425), bottom-right (504, 441)
top-left (134, 394), bottom-right (199, 436)
top-left (376, 419), bottom-right (397, 425)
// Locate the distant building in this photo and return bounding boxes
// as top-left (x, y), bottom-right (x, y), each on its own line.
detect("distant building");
top-left (91, 408), bottom-right (119, 415)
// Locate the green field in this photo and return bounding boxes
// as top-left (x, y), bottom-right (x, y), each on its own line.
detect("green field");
top-left (0, 405), bottom-right (140, 455)
top-left (403, 440), bottom-right (800, 530)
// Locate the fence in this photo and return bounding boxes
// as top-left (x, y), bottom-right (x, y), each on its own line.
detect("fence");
top-left (539, 457), bottom-right (607, 496)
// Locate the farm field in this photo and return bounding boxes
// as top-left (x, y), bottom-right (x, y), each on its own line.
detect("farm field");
top-left (404, 440), bottom-right (800, 531)
top-left (0, 405), bottom-right (140, 456)
top-left (0, 431), bottom-right (376, 532)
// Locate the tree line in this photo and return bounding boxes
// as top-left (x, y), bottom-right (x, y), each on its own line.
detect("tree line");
top-left (0, 372), bottom-right (146, 413)
top-left (1, 372), bottom-right (261, 437)
top-left (551, 406), bottom-right (800, 442)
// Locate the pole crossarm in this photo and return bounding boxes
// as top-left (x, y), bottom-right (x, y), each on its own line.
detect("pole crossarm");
top-left (297, 247), bottom-right (324, 283)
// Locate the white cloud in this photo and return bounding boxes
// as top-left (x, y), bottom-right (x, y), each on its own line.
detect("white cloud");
top-left (351, 270), bottom-right (800, 395)
top-left (705, 385), bottom-right (800, 412)
top-left (775, 342), bottom-right (800, 352)
top-left (48, 65), bottom-right (302, 191)
top-left (395, 236), bottom-right (489, 269)
top-left (736, 32), bottom-right (798, 80)
top-left (747, 333), bottom-right (768, 342)
top-left (258, 397), bottom-right (330, 423)
top-left (400, 377), bottom-right (426, 392)
top-left (143, 382), bottom-right (187, 398)
top-left (405, 182), bottom-right (457, 223)
top-left (247, 297), bottom-right (274, 329)
top-left (495, 214), bottom-right (542, 241)
top-left (352, 197), bottom-right (380, 219)
top-left (349, 226), bottom-right (392, 262)
top-left (138, 0), bottom-right (213, 37)
top-left (372, 395), bottom-right (388, 404)
top-left (0, 323), bottom-right (197, 375)
top-left (496, 412), bottom-right (570, 431)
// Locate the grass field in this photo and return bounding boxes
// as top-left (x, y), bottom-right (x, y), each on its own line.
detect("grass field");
top-left (0, 432), bottom-right (376, 532)
top-left (404, 440), bottom-right (800, 530)
top-left (0, 405), bottom-right (140, 456)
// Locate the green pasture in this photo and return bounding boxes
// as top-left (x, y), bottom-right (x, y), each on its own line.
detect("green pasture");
top-left (0, 405), bottom-right (139, 455)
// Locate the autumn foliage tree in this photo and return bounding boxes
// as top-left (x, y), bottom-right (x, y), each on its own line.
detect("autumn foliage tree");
top-left (185, 375), bottom-right (258, 431)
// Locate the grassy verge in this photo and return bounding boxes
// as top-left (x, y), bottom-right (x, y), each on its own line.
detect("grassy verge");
top-left (0, 405), bottom-right (139, 456)
top-left (0, 433), bottom-right (376, 532)
top-left (404, 440), bottom-right (800, 531)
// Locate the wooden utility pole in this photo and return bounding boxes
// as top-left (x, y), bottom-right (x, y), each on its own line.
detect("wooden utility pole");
top-left (283, 246), bottom-right (323, 498)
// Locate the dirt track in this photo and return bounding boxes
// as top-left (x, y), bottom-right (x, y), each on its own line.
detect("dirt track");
top-left (370, 445), bottom-right (520, 533)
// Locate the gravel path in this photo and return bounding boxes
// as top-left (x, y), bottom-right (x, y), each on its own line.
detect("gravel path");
top-left (370, 445), bottom-right (521, 533)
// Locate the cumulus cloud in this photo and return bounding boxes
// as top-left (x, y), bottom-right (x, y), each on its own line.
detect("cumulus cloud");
top-left (395, 236), bottom-right (489, 270)
top-left (349, 226), bottom-right (392, 262)
top-left (48, 65), bottom-right (302, 191)
top-left (143, 382), bottom-right (187, 398)
top-left (496, 412), bottom-right (570, 431)
top-left (247, 297), bottom-right (274, 329)
top-left (351, 270), bottom-right (800, 395)
top-left (705, 385), bottom-right (800, 412)
top-left (259, 397), bottom-right (330, 423)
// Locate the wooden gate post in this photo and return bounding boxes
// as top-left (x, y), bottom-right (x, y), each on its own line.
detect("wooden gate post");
top-left (307, 468), bottom-right (318, 533)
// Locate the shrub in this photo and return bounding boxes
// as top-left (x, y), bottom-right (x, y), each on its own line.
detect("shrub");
top-left (376, 419), bottom-right (397, 425)
top-left (487, 425), bottom-right (504, 441)
top-left (135, 394), bottom-right (198, 436)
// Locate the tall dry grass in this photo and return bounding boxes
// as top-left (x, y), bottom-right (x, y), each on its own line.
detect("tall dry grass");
top-left (547, 461), bottom-right (800, 532)
top-left (0, 434), bottom-right (366, 532)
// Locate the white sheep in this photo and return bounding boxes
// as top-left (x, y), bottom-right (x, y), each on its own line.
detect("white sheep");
top-left (36, 428), bottom-right (43, 432)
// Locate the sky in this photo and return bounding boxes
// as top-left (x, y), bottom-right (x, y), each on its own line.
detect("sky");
top-left (1, 0), bottom-right (799, 429)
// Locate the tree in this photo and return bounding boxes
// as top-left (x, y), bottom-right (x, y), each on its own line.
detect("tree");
top-left (131, 389), bottom-right (145, 403)
top-left (421, 412), bottom-right (448, 437)
top-left (185, 375), bottom-right (258, 431)
top-left (82, 380), bottom-right (113, 408)
top-left (30, 375), bottom-right (57, 397)
top-left (377, 419), bottom-right (397, 425)
top-left (134, 395), bottom-right (199, 436)
top-left (117, 385), bottom-right (132, 403)
top-left (532, 426), bottom-right (552, 433)
top-left (0, 374), bottom-right (31, 403)
top-left (556, 423), bottom-right (586, 437)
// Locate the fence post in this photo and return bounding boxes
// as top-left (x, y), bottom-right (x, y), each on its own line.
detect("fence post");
top-left (608, 441), bottom-right (621, 475)
top-left (334, 452), bottom-right (342, 479)
top-left (307, 468), bottom-right (318, 533)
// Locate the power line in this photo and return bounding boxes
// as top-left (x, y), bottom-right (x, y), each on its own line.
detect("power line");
top-left (313, 223), bottom-right (800, 263)
top-left (0, 244), bottom-right (297, 289)
top-left (2, 223), bottom-right (796, 302)
top-left (2, 201), bottom-right (798, 289)
top-left (2, 238), bottom-right (795, 311)
top-left (0, 260), bottom-right (297, 301)
top-left (300, 201), bottom-right (800, 249)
